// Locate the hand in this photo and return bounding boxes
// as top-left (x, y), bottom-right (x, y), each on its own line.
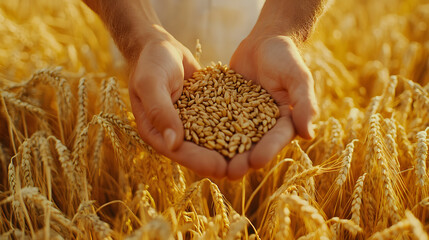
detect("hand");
top-left (227, 35), bottom-right (319, 180)
top-left (129, 32), bottom-right (227, 178)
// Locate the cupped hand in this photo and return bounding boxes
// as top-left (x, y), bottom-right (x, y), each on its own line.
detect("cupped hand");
top-left (129, 33), bottom-right (227, 178)
top-left (227, 35), bottom-right (319, 180)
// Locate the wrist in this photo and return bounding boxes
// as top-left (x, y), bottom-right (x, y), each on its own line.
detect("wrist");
top-left (86, 0), bottom-right (171, 64)
top-left (134, 24), bottom-right (170, 50)
top-left (121, 24), bottom-right (172, 65)
top-left (249, 0), bottom-right (299, 41)
top-left (250, 0), bottom-right (327, 43)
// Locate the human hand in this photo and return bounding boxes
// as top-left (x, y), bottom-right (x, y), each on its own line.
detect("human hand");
top-left (227, 35), bottom-right (319, 180)
top-left (129, 31), bottom-right (227, 178)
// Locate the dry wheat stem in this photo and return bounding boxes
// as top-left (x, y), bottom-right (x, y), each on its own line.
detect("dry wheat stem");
top-left (244, 158), bottom-right (294, 213)
top-left (1, 2), bottom-right (429, 239)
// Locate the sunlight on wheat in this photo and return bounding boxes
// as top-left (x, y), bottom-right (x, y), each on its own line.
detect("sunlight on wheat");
top-left (0, 0), bottom-right (428, 239)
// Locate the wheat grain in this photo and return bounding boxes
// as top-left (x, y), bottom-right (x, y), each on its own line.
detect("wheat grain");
top-left (97, 112), bottom-right (146, 147)
top-left (20, 187), bottom-right (79, 234)
top-left (377, 76), bottom-right (398, 112)
top-left (29, 68), bottom-right (72, 118)
top-left (19, 139), bottom-right (34, 187)
top-left (329, 217), bottom-right (363, 235)
top-left (275, 199), bottom-right (292, 239)
top-left (1, 91), bottom-right (46, 116)
top-left (351, 173), bottom-right (366, 226)
top-left (209, 182), bottom-right (230, 237)
top-left (335, 139), bottom-right (358, 187)
top-left (175, 180), bottom-right (205, 213)
top-left (8, 161), bottom-right (25, 229)
top-left (175, 63), bottom-right (279, 158)
top-left (91, 126), bottom-right (104, 169)
top-left (74, 200), bottom-right (113, 240)
top-left (277, 167), bottom-right (322, 200)
top-left (383, 118), bottom-right (398, 162)
top-left (364, 96), bottom-right (382, 123)
top-left (369, 114), bottom-right (401, 223)
top-left (405, 210), bottom-right (428, 240)
top-left (125, 217), bottom-right (173, 240)
top-left (397, 124), bottom-right (414, 162)
top-left (292, 140), bottom-right (313, 169)
top-left (103, 77), bottom-right (127, 114)
top-left (71, 123), bottom-right (91, 201)
top-left (284, 140), bottom-right (316, 196)
top-left (94, 115), bottom-right (124, 159)
top-left (323, 117), bottom-right (344, 161)
top-left (225, 215), bottom-right (247, 240)
top-left (415, 130), bottom-right (428, 187)
top-left (395, 90), bottom-right (412, 125)
top-left (136, 184), bottom-right (158, 221)
top-left (76, 77), bottom-right (88, 132)
top-left (171, 161), bottom-right (186, 193)
top-left (282, 194), bottom-right (329, 238)
top-left (368, 219), bottom-right (410, 240)
top-left (52, 136), bottom-right (87, 201)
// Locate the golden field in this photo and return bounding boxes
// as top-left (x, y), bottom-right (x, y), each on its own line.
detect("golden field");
top-left (0, 0), bottom-right (428, 239)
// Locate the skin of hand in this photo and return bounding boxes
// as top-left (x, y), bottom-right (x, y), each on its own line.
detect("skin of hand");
top-left (226, 0), bottom-right (325, 180)
top-left (227, 35), bottom-right (318, 180)
top-left (129, 30), bottom-right (229, 179)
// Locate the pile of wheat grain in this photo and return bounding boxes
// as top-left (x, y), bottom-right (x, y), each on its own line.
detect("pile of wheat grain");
top-left (0, 0), bottom-right (428, 239)
top-left (176, 63), bottom-right (279, 158)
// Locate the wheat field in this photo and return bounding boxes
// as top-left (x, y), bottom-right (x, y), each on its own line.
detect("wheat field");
top-left (0, 0), bottom-right (428, 239)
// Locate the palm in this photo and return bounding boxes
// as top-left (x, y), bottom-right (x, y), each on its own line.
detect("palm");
top-left (228, 36), bottom-right (318, 180)
top-left (129, 39), bottom-right (228, 178)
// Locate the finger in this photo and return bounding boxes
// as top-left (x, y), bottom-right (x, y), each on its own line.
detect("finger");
top-left (133, 71), bottom-right (184, 151)
top-left (172, 141), bottom-right (227, 179)
top-left (249, 115), bottom-right (295, 169)
top-left (227, 152), bottom-right (250, 181)
top-left (287, 70), bottom-right (319, 140)
top-left (131, 96), bottom-right (227, 178)
top-left (181, 48), bottom-right (201, 79)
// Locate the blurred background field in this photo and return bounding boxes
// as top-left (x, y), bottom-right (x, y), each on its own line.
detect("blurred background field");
top-left (0, 0), bottom-right (428, 239)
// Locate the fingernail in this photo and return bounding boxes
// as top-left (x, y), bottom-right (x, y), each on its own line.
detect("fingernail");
top-left (308, 123), bottom-right (315, 139)
top-left (164, 128), bottom-right (176, 151)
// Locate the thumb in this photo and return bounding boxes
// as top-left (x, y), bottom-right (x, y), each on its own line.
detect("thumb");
top-left (289, 73), bottom-right (319, 139)
top-left (136, 77), bottom-right (184, 151)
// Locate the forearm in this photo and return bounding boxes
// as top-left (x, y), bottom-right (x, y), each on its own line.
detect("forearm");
top-left (83, 0), bottom-right (167, 63)
top-left (251, 0), bottom-right (328, 43)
